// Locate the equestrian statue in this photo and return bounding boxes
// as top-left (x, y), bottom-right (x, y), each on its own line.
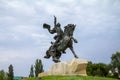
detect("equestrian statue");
top-left (43, 16), bottom-right (78, 63)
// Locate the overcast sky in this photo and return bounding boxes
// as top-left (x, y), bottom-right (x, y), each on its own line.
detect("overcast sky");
top-left (0, 0), bottom-right (120, 77)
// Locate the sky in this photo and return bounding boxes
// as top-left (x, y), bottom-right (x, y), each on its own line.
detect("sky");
top-left (0, 0), bottom-right (120, 77)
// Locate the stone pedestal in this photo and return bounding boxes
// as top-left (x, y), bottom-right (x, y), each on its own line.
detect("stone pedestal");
top-left (38, 58), bottom-right (88, 77)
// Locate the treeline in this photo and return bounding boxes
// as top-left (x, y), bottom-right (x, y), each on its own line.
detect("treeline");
top-left (1, 52), bottom-right (120, 79)
top-left (0, 59), bottom-right (44, 80)
top-left (0, 64), bottom-right (14, 80)
top-left (87, 52), bottom-right (120, 78)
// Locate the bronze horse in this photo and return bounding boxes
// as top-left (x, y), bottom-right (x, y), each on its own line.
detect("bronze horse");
top-left (43, 23), bottom-right (78, 63)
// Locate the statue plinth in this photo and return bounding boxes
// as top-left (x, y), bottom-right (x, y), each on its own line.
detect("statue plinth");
top-left (38, 58), bottom-right (88, 77)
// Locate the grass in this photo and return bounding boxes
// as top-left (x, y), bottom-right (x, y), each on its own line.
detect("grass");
top-left (24, 75), bottom-right (117, 80)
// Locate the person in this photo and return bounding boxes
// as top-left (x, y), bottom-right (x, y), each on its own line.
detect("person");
top-left (43, 16), bottom-right (63, 42)
top-left (44, 16), bottom-right (65, 61)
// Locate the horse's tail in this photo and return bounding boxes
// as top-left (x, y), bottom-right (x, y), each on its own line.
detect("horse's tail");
top-left (72, 37), bottom-right (78, 43)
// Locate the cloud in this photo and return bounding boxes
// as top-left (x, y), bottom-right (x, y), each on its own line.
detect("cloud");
top-left (0, 0), bottom-right (37, 16)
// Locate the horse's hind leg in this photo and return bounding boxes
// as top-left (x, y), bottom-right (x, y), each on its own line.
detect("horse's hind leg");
top-left (56, 52), bottom-right (61, 60)
top-left (69, 47), bottom-right (78, 58)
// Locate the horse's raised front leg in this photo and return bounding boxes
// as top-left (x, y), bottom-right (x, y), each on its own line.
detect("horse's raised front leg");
top-left (69, 47), bottom-right (78, 58)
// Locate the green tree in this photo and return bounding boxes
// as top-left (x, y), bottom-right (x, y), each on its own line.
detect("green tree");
top-left (34, 59), bottom-right (44, 77)
top-left (110, 52), bottom-right (120, 78)
top-left (0, 70), bottom-right (4, 80)
top-left (86, 61), bottom-right (93, 76)
top-left (87, 62), bottom-right (109, 77)
top-left (96, 63), bottom-right (109, 77)
top-left (0, 70), bottom-right (8, 80)
top-left (8, 64), bottom-right (14, 80)
top-left (29, 65), bottom-right (34, 77)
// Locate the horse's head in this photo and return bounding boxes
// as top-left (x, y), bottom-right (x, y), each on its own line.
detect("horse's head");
top-left (64, 24), bottom-right (76, 36)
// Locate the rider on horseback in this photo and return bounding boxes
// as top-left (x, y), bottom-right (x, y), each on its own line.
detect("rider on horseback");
top-left (43, 16), bottom-right (78, 63)
top-left (43, 16), bottom-right (65, 60)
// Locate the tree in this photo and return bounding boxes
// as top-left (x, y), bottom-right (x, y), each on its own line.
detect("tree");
top-left (110, 52), bottom-right (120, 78)
top-left (96, 63), bottom-right (109, 77)
top-left (8, 64), bottom-right (14, 80)
top-left (29, 65), bottom-right (34, 77)
top-left (34, 59), bottom-right (44, 77)
top-left (87, 62), bottom-right (109, 77)
top-left (0, 70), bottom-right (8, 80)
top-left (86, 61), bottom-right (93, 76)
top-left (0, 70), bottom-right (5, 80)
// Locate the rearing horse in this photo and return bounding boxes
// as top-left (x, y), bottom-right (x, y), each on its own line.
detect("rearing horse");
top-left (44, 24), bottom-right (78, 63)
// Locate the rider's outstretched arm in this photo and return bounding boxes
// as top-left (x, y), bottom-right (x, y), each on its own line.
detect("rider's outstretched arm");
top-left (50, 28), bottom-right (56, 34)
top-left (54, 15), bottom-right (57, 28)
